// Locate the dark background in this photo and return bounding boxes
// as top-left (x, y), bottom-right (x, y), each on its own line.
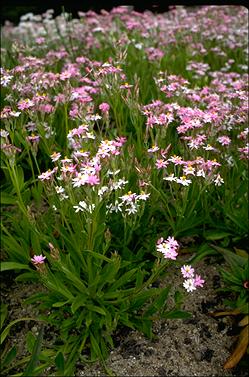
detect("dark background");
top-left (0, 1), bottom-right (171, 25)
top-left (1, 1), bottom-right (248, 25)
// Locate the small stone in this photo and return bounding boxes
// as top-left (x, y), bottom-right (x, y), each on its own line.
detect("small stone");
top-left (157, 367), bottom-right (167, 376)
top-left (201, 348), bottom-right (214, 362)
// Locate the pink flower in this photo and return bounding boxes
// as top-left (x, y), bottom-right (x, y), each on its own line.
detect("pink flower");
top-left (181, 265), bottom-right (195, 278)
top-left (31, 255), bottom-right (46, 265)
top-left (86, 174), bottom-right (100, 185)
top-left (156, 236), bottom-right (179, 260)
top-left (194, 274), bottom-right (205, 287)
top-left (17, 99), bottom-right (34, 110)
top-left (38, 167), bottom-right (58, 181)
top-left (218, 136), bottom-right (231, 146)
top-left (99, 102), bottom-right (110, 113)
top-left (148, 145), bottom-right (159, 153)
top-left (156, 159), bottom-right (168, 169)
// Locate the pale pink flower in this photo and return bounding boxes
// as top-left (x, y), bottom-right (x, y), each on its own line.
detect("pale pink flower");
top-left (156, 236), bottom-right (179, 260)
top-left (148, 145), bottom-right (159, 153)
top-left (181, 265), bottom-right (195, 278)
top-left (218, 136), bottom-right (231, 146)
top-left (38, 167), bottom-right (58, 181)
top-left (17, 99), bottom-right (34, 110)
top-left (156, 159), bottom-right (168, 169)
top-left (50, 152), bottom-right (61, 162)
top-left (183, 165), bottom-right (195, 176)
top-left (86, 175), bottom-right (100, 185)
top-left (31, 254), bottom-right (46, 265)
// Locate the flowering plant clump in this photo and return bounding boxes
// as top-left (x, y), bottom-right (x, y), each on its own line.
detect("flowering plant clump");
top-left (181, 265), bottom-right (205, 293)
top-left (0, 4), bottom-right (248, 375)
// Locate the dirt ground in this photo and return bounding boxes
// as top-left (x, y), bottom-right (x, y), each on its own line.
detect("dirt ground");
top-left (1, 257), bottom-right (248, 376)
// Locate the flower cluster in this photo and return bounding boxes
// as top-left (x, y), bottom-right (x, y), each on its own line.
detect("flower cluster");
top-left (181, 265), bottom-right (205, 292)
top-left (156, 236), bottom-right (179, 260)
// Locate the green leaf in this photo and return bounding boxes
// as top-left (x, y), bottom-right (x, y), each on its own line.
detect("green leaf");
top-left (204, 230), bottom-right (231, 240)
top-left (108, 268), bottom-right (137, 291)
top-left (71, 297), bottom-right (86, 314)
top-left (119, 313), bottom-right (135, 330)
top-left (1, 318), bottom-right (43, 345)
top-left (0, 262), bottom-right (30, 272)
top-left (133, 318), bottom-right (153, 338)
top-left (60, 264), bottom-right (86, 292)
top-left (1, 345), bottom-right (17, 369)
top-left (212, 245), bottom-right (247, 268)
top-left (86, 312), bottom-right (92, 328)
top-left (15, 272), bottom-right (38, 282)
top-left (16, 166), bottom-right (24, 191)
top-left (30, 231), bottom-right (41, 255)
top-left (55, 352), bottom-right (65, 373)
top-left (144, 286), bottom-right (170, 317)
top-left (135, 269), bottom-right (146, 288)
top-left (90, 331), bottom-right (103, 361)
top-left (0, 193), bottom-right (16, 205)
top-left (0, 304), bottom-right (8, 330)
top-left (188, 243), bottom-right (218, 264)
top-left (87, 305), bottom-right (106, 316)
top-left (52, 301), bottom-right (70, 308)
top-left (234, 248), bottom-right (249, 259)
top-left (130, 288), bottom-right (161, 311)
top-left (26, 331), bottom-right (36, 353)
top-left (23, 326), bottom-right (44, 376)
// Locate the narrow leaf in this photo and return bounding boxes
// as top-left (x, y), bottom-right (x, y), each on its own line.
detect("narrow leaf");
top-left (224, 326), bottom-right (249, 369)
top-left (0, 262), bottom-right (30, 272)
top-left (23, 326), bottom-right (44, 376)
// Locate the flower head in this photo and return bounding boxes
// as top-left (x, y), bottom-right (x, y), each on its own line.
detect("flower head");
top-left (181, 265), bottom-right (195, 278)
top-left (194, 274), bottom-right (205, 287)
top-left (31, 254), bottom-right (46, 265)
top-left (183, 278), bottom-right (197, 292)
top-left (156, 236), bottom-right (179, 260)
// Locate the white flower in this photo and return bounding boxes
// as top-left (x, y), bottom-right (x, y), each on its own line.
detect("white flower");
top-left (183, 278), bottom-right (197, 292)
top-left (119, 192), bottom-right (137, 203)
top-left (203, 144), bottom-right (216, 151)
top-left (98, 186), bottom-right (109, 197)
top-left (106, 201), bottom-right (123, 213)
top-left (214, 174), bottom-right (224, 186)
top-left (10, 111), bottom-right (21, 117)
top-left (163, 174), bottom-right (177, 182)
top-left (176, 176), bottom-right (192, 186)
top-left (55, 186), bottom-right (65, 194)
top-left (196, 169), bottom-right (206, 178)
top-left (183, 165), bottom-right (195, 176)
top-left (88, 204), bottom-right (95, 213)
top-left (137, 192), bottom-right (150, 201)
top-left (125, 203), bottom-right (138, 215)
top-left (111, 179), bottom-right (128, 190)
top-left (1, 74), bottom-right (13, 87)
top-left (107, 169), bottom-right (121, 176)
top-left (72, 173), bottom-right (88, 187)
top-left (73, 201), bottom-right (87, 213)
